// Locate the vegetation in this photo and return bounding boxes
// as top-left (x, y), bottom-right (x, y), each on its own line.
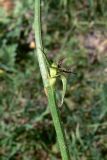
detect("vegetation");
top-left (34, 1), bottom-right (70, 159)
top-left (0, 0), bottom-right (107, 159)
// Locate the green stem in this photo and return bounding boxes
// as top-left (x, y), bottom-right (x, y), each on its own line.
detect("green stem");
top-left (47, 86), bottom-right (70, 160)
top-left (34, 0), bottom-right (71, 159)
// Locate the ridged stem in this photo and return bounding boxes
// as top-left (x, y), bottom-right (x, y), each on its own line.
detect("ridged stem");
top-left (34, 1), bottom-right (71, 159)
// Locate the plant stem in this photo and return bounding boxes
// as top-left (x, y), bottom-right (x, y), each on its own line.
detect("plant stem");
top-left (34, 0), bottom-right (71, 159)
top-left (47, 86), bottom-right (71, 160)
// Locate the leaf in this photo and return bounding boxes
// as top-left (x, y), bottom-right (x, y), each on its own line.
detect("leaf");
top-left (75, 124), bottom-right (84, 146)
top-left (0, 44), bottom-right (17, 67)
top-left (60, 75), bottom-right (67, 106)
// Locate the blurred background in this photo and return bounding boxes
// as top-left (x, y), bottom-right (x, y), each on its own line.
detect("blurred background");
top-left (0, 0), bottom-right (107, 159)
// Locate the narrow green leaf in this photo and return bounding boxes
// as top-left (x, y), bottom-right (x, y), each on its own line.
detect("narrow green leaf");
top-left (60, 75), bottom-right (67, 106)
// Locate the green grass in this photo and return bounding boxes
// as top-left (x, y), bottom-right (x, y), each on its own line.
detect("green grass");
top-left (0, 0), bottom-right (107, 159)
